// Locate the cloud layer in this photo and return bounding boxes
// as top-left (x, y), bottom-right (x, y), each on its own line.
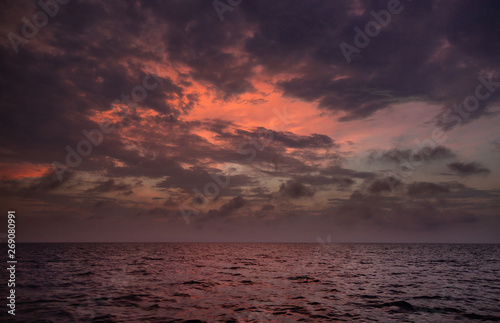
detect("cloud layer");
top-left (0, 0), bottom-right (499, 242)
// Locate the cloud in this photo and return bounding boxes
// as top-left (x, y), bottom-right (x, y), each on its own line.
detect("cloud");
top-left (324, 189), bottom-right (480, 232)
top-left (269, 132), bottom-right (338, 149)
top-left (245, 0), bottom-right (500, 123)
top-left (203, 196), bottom-right (247, 221)
top-left (277, 180), bottom-right (315, 199)
top-left (220, 195), bottom-right (247, 211)
top-left (368, 146), bottom-right (456, 164)
top-left (1, 0), bottom-right (499, 243)
top-left (447, 162), bottom-right (491, 177)
top-left (331, 176), bottom-right (356, 188)
top-left (260, 204), bottom-right (275, 211)
top-left (291, 174), bottom-right (355, 190)
top-left (407, 182), bottom-right (451, 196)
top-left (85, 179), bottom-right (133, 195)
top-left (366, 177), bottom-right (402, 194)
top-left (27, 170), bottom-right (73, 191)
top-left (319, 165), bottom-right (373, 179)
top-left (0, 170), bottom-right (73, 197)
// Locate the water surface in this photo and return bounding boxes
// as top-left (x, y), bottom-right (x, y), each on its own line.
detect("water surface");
top-left (3, 243), bottom-right (500, 322)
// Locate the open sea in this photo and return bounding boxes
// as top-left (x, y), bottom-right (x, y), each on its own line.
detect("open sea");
top-left (1, 243), bottom-right (500, 322)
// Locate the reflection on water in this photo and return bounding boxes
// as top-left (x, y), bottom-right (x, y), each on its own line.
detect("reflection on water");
top-left (3, 243), bottom-right (500, 322)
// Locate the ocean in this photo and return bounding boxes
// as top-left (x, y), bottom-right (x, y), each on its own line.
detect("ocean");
top-left (2, 243), bottom-right (500, 322)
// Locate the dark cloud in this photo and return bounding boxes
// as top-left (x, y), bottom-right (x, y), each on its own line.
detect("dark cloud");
top-left (28, 170), bottom-right (73, 192)
top-left (85, 179), bottom-right (133, 195)
top-left (367, 177), bottom-right (402, 194)
top-left (1, 0), bottom-right (499, 174)
top-left (243, 0), bottom-right (500, 123)
top-left (163, 198), bottom-right (178, 207)
top-left (269, 132), bottom-right (338, 149)
top-left (277, 180), bottom-right (315, 199)
top-left (220, 195), bottom-right (246, 212)
top-left (324, 189), bottom-right (480, 232)
top-left (0, 0), bottom-right (193, 168)
top-left (331, 176), bottom-right (356, 188)
top-left (0, 0), bottom-right (499, 243)
top-left (291, 174), bottom-right (355, 190)
top-left (260, 204), bottom-right (275, 211)
top-left (225, 128), bottom-right (339, 152)
top-left (447, 162), bottom-right (491, 177)
top-left (407, 182), bottom-right (451, 197)
top-left (368, 146), bottom-right (456, 164)
top-left (0, 170), bottom-right (73, 197)
top-left (204, 196), bottom-right (247, 220)
top-left (143, 0), bottom-right (257, 100)
top-left (319, 166), bottom-right (373, 179)
top-left (425, 146), bottom-right (458, 160)
top-left (155, 166), bottom-right (253, 196)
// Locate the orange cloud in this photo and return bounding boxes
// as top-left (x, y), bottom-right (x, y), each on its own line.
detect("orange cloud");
top-left (0, 162), bottom-right (50, 180)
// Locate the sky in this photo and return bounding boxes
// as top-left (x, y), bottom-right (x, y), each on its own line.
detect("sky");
top-left (0, 0), bottom-right (499, 243)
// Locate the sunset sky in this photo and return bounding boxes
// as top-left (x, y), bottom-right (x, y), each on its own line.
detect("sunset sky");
top-left (1, 0), bottom-right (499, 242)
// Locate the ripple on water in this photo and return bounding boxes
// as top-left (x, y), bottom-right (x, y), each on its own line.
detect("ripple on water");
top-left (10, 243), bottom-right (500, 322)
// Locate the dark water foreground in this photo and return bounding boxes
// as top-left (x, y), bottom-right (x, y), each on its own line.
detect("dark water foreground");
top-left (1, 243), bottom-right (499, 322)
